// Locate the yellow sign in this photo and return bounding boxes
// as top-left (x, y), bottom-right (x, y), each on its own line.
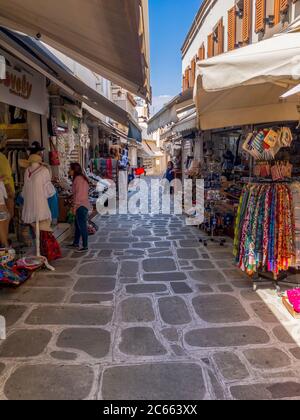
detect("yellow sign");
top-left (0, 71), bottom-right (32, 100)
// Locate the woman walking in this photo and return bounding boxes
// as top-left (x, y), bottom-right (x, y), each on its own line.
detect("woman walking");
top-left (69, 163), bottom-right (90, 252)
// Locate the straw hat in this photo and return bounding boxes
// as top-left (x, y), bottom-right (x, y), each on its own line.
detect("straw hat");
top-left (19, 154), bottom-right (43, 168)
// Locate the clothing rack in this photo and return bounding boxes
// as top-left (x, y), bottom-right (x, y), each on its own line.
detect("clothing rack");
top-left (235, 178), bottom-right (299, 293)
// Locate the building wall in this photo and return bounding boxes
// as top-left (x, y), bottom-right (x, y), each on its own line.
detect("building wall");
top-left (182, 0), bottom-right (300, 89)
top-left (182, 0), bottom-right (234, 71)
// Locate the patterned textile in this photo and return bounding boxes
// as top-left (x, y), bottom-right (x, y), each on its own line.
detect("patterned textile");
top-left (235, 183), bottom-right (296, 276)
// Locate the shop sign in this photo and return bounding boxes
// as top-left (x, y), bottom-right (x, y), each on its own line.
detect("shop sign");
top-left (0, 51), bottom-right (48, 115)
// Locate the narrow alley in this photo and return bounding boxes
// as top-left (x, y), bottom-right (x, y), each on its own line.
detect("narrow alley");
top-left (0, 208), bottom-right (300, 400)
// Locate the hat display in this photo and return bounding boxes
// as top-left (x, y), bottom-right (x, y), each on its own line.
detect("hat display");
top-left (19, 154), bottom-right (43, 168)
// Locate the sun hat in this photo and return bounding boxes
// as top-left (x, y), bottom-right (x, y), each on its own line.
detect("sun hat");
top-left (19, 154), bottom-right (43, 168)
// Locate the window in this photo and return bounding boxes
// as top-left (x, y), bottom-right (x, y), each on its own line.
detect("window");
top-left (208, 19), bottom-right (224, 57)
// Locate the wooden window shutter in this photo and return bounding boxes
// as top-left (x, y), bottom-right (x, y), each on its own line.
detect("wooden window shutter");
top-left (242, 0), bottom-right (251, 43)
top-left (182, 75), bottom-right (186, 91)
top-left (184, 68), bottom-right (190, 89)
top-left (198, 44), bottom-right (205, 61)
top-left (191, 58), bottom-right (197, 88)
top-left (280, 0), bottom-right (289, 12)
top-left (274, 0), bottom-right (281, 24)
top-left (188, 67), bottom-right (192, 88)
top-left (207, 33), bottom-right (214, 58)
top-left (255, 0), bottom-right (266, 33)
top-left (228, 7), bottom-right (236, 51)
top-left (217, 19), bottom-right (224, 55)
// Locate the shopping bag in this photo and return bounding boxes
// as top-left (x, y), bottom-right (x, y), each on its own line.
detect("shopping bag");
top-left (49, 138), bottom-right (60, 166)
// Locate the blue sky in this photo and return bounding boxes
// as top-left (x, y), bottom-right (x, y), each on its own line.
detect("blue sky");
top-left (149, 0), bottom-right (202, 114)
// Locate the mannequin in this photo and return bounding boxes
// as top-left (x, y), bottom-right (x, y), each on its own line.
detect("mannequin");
top-left (20, 154), bottom-right (61, 261)
top-left (20, 154), bottom-right (54, 226)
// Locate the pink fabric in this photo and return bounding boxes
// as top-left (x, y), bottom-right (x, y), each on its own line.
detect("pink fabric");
top-left (72, 176), bottom-right (90, 211)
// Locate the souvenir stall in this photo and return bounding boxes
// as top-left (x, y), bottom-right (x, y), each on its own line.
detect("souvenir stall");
top-left (196, 129), bottom-right (247, 241)
top-left (233, 124), bottom-right (300, 294)
top-left (47, 91), bottom-right (83, 224)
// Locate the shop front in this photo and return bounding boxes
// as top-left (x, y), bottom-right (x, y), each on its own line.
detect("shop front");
top-left (0, 48), bottom-right (50, 255)
top-left (193, 29), bottom-right (300, 311)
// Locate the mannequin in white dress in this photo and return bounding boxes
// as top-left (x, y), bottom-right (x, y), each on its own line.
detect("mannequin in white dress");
top-left (20, 155), bottom-right (55, 229)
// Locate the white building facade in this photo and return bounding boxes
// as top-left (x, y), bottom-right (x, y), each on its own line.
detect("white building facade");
top-left (182, 0), bottom-right (300, 91)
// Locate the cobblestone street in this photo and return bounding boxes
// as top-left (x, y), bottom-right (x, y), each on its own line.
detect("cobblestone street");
top-left (1, 212), bottom-right (300, 400)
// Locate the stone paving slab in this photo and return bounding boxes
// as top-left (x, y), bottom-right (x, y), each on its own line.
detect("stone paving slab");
top-left (70, 293), bottom-right (114, 304)
top-left (74, 277), bottom-right (116, 293)
top-left (0, 329), bottom-right (52, 358)
top-left (192, 294), bottom-right (250, 323)
top-left (159, 297), bottom-right (192, 325)
top-left (0, 305), bottom-right (27, 327)
top-left (25, 306), bottom-right (113, 326)
top-left (213, 352), bottom-right (249, 381)
top-left (185, 326), bottom-right (270, 348)
top-left (125, 284), bottom-right (168, 294)
top-left (57, 328), bottom-right (111, 358)
top-left (143, 272), bottom-right (187, 282)
top-left (0, 288), bottom-right (66, 304)
top-left (120, 297), bottom-right (155, 323)
top-left (101, 363), bottom-right (206, 400)
top-left (230, 382), bottom-right (300, 400)
top-left (119, 327), bottom-right (167, 356)
top-left (4, 365), bottom-right (94, 400)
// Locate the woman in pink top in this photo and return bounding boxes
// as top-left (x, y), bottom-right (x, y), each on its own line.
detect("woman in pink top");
top-left (69, 163), bottom-right (90, 252)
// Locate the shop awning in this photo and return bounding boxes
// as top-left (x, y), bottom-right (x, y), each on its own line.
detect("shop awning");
top-left (147, 88), bottom-right (193, 134)
top-left (173, 110), bottom-right (197, 134)
top-left (0, 54), bottom-right (5, 78)
top-left (0, 0), bottom-right (151, 101)
top-left (0, 28), bottom-right (138, 127)
top-left (195, 33), bottom-right (300, 130)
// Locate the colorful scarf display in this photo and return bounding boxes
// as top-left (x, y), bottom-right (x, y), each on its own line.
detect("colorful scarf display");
top-left (234, 183), bottom-right (297, 276)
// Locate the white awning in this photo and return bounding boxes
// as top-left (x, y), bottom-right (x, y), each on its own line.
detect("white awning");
top-left (0, 54), bottom-right (5, 78)
top-left (0, 0), bottom-right (150, 100)
top-left (148, 89), bottom-right (193, 133)
top-left (195, 33), bottom-right (300, 130)
top-left (173, 111), bottom-right (197, 134)
top-left (0, 28), bottom-right (135, 126)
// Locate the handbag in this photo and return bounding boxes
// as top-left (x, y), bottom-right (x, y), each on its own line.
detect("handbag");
top-left (49, 138), bottom-right (60, 166)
